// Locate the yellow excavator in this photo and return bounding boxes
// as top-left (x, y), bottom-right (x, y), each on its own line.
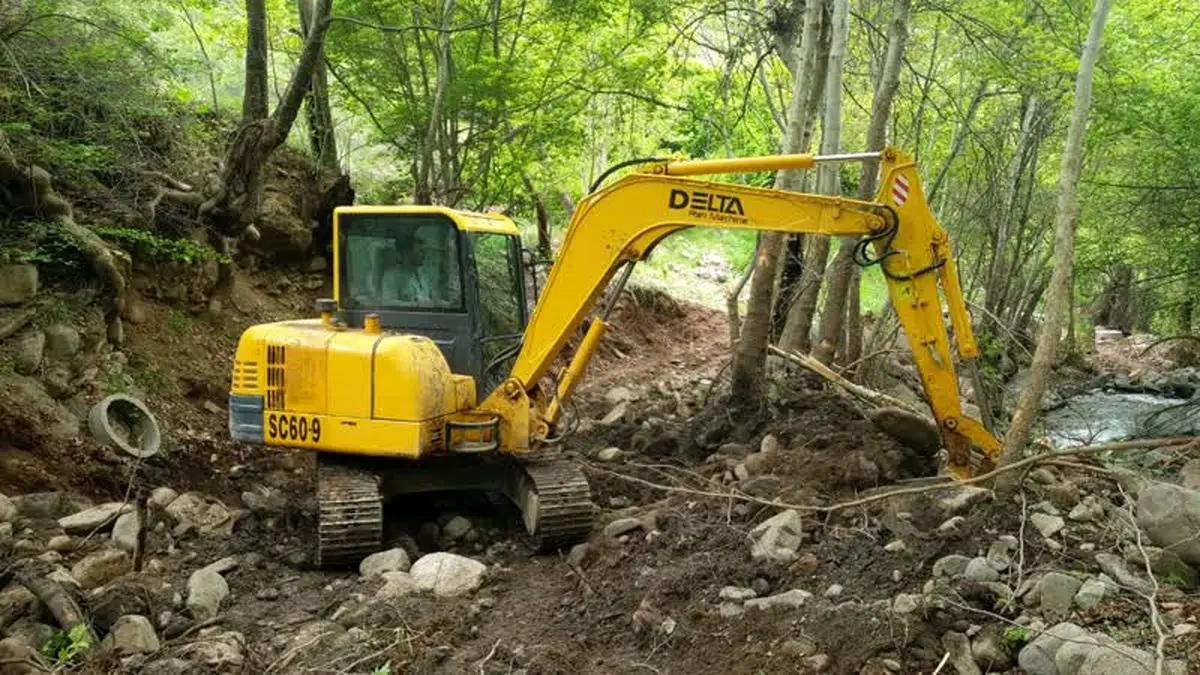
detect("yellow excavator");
top-left (227, 147), bottom-right (1001, 567)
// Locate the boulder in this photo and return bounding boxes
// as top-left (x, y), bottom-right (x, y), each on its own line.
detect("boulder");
top-left (970, 625), bottom-right (1013, 672)
top-left (0, 265), bottom-right (37, 305)
top-left (3, 618), bottom-right (55, 652)
top-left (164, 492), bottom-right (234, 535)
top-left (13, 331), bottom-right (44, 375)
top-left (596, 447), bottom-right (623, 462)
top-left (1181, 459), bottom-right (1200, 491)
top-left (1137, 482), bottom-right (1200, 565)
top-left (0, 376), bottom-right (79, 441)
top-left (100, 614), bottom-right (160, 655)
top-left (359, 548), bottom-right (411, 579)
top-left (933, 554), bottom-right (971, 578)
top-left (1055, 631), bottom-right (1186, 675)
top-left (867, 407), bottom-right (940, 454)
top-left (604, 517), bottom-right (642, 538)
top-left (409, 553), bottom-right (486, 597)
top-left (148, 487), bottom-right (179, 509)
top-left (186, 569), bottom-right (229, 621)
top-left (719, 587), bottom-right (756, 601)
top-left (0, 637), bottom-right (41, 675)
top-left (0, 584), bottom-right (38, 632)
top-left (1068, 496), bottom-right (1106, 523)
top-left (987, 535), bottom-right (1018, 571)
top-left (964, 557), bottom-right (1000, 582)
top-left (1074, 578), bottom-right (1106, 611)
top-left (57, 502), bottom-right (132, 534)
top-left (1095, 552), bottom-right (1154, 595)
top-left (442, 516), bottom-right (472, 541)
top-left (1017, 622), bottom-right (1088, 675)
top-left (937, 486), bottom-right (992, 515)
top-left (374, 571), bottom-right (419, 602)
top-left (1031, 513), bottom-right (1065, 538)
top-left (111, 511), bottom-right (141, 553)
top-left (16, 491), bottom-right (70, 522)
top-left (1038, 572), bottom-right (1082, 619)
top-left (0, 308), bottom-right (35, 340)
top-left (0, 494), bottom-right (14, 524)
top-left (71, 549), bottom-right (130, 589)
top-left (942, 631), bottom-right (981, 675)
top-left (177, 630), bottom-right (244, 668)
top-left (748, 509), bottom-right (804, 562)
top-left (42, 324), bottom-right (80, 361)
top-left (744, 589), bottom-right (811, 611)
top-left (604, 386), bottom-right (634, 405)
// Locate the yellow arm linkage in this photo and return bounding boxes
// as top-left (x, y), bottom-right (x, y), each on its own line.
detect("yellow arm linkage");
top-left (479, 146), bottom-right (999, 478)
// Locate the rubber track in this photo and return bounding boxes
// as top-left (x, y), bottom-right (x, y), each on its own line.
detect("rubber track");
top-left (316, 459), bottom-right (383, 568)
top-left (519, 457), bottom-right (594, 551)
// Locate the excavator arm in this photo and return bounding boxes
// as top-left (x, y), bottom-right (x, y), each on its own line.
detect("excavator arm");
top-left (478, 146), bottom-right (1000, 478)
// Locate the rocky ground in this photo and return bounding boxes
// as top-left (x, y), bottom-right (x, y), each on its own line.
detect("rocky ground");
top-left (2, 266), bottom-right (1200, 673)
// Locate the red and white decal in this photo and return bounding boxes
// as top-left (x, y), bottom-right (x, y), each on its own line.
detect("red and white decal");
top-left (892, 174), bottom-right (910, 207)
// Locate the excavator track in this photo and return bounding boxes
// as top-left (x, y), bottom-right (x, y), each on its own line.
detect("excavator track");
top-left (515, 456), bottom-right (594, 551)
top-left (316, 457), bottom-right (383, 569)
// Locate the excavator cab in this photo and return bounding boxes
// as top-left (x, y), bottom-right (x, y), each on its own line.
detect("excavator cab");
top-left (332, 206), bottom-right (530, 397)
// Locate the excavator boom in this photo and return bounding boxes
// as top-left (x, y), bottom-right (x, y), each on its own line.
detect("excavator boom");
top-left (479, 146), bottom-right (1000, 478)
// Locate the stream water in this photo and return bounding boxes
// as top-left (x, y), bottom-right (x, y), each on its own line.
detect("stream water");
top-left (1041, 390), bottom-right (1197, 446)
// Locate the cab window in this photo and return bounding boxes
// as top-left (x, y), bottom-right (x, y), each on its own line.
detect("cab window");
top-left (472, 233), bottom-right (524, 338)
top-left (338, 213), bottom-right (464, 312)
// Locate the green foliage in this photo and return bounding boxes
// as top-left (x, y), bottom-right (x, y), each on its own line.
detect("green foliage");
top-left (167, 309), bottom-right (193, 335)
top-left (94, 227), bottom-right (228, 265)
top-left (41, 624), bottom-right (91, 665)
top-left (1003, 626), bottom-right (1032, 647)
top-left (372, 664), bottom-right (393, 675)
top-left (1160, 572), bottom-right (1187, 588)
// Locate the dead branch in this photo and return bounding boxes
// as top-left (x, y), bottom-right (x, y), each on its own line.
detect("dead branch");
top-left (587, 436), bottom-right (1200, 515)
top-left (768, 344), bottom-right (928, 417)
top-left (1138, 335), bottom-right (1200, 358)
top-left (1120, 484), bottom-right (1169, 675)
top-left (12, 560), bottom-right (95, 643)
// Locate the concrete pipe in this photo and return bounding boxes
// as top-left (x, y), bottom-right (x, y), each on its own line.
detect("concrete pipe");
top-left (87, 393), bottom-right (162, 458)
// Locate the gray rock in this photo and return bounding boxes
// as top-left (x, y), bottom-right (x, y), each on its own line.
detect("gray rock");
top-left (409, 552), bottom-right (486, 597)
top-left (359, 548), bottom-right (411, 578)
top-left (3, 618), bottom-right (55, 652)
top-left (748, 509), bottom-right (804, 562)
top-left (240, 487), bottom-right (284, 515)
top-left (0, 495), bottom-right (14, 524)
top-left (1056, 631), bottom-right (1186, 675)
top-left (186, 569), bottom-right (229, 621)
top-left (600, 400), bottom-right (628, 425)
top-left (884, 539), bottom-right (906, 553)
top-left (604, 386), bottom-right (634, 404)
top-left (891, 593), bottom-right (922, 615)
top-left (1126, 546), bottom-right (1198, 588)
top-left (824, 584), bottom-right (843, 598)
top-left (964, 557), bottom-right (1000, 582)
top-left (868, 407), bottom-right (940, 454)
top-left (0, 308), bottom-right (35, 340)
top-left (780, 637), bottom-right (817, 657)
top-left (718, 442), bottom-right (752, 458)
top-left (177, 630), bottom-right (244, 668)
top-left (0, 523), bottom-right (9, 539)
top-left (719, 586), bottom-right (756, 601)
top-left (1182, 458), bottom-right (1200, 491)
top-left (13, 331), bottom-right (43, 375)
top-left (1096, 552), bottom-right (1154, 595)
top-left (566, 543), bottom-right (589, 567)
top-left (164, 492), bottom-right (233, 535)
top-left (0, 584), bottom-right (38, 632)
top-left (1069, 497), bottom-right (1106, 523)
top-left (101, 614), bottom-right (159, 655)
top-left (71, 549), bottom-right (130, 589)
top-left (1074, 578), bottom-right (1107, 611)
top-left (718, 602), bottom-right (743, 618)
top-left (148, 487), bottom-right (178, 509)
top-left (42, 324), bottom-right (80, 361)
top-left (802, 654), bottom-right (830, 672)
top-left (111, 511), bottom-right (140, 553)
top-left (970, 625), bottom-right (1012, 671)
top-left (0, 637), bottom-right (40, 675)
top-left (942, 631), bottom-right (981, 675)
top-left (744, 589), bottom-right (811, 611)
top-left (444, 514), bottom-right (475, 540)
top-left (604, 517), bottom-right (642, 538)
top-left (1031, 513), bottom-right (1065, 538)
top-left (1137, 482), bottom-right (1200, 566)
top-left (938, 486), bottom-right (992, 515)
top-left (0, 265), bottom-right (37, 305)
top-left (596, 447), bottom-right (623, 462)
top-left (933, 554), bottom-right (972, 578)
top-left (1038, 572), bottom-right (1082, 618)
top-left (58, 502), bottom-right (132, 534)
top-left (1018, 622), bottom-right (1088, 675)
top-left (374, 572), bottom-right (418, 601)
top-left (987, 535), bottom-right (1018, 571)
top-left (938, 516), bottom-right (965, 533)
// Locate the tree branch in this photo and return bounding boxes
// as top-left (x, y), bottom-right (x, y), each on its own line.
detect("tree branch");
top-left (270, 0), bottom-right (334, 142)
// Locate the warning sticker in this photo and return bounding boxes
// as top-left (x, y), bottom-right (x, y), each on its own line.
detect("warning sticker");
top-left (892, 174), bottom-right (910, 207)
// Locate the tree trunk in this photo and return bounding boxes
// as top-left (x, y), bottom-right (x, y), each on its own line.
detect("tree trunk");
top-left (521, 174), bottom-right (553, 259)
top-left (729, 0), bottom-right (825, 406)
top-left (812, 0), bottom-right (911, 365)
top-left (298, 0), bottom-right (339, 172)
top-left (243, 0), bottom-right (269, 121)
top-left (998, 0), bottom-right (1111, 479)
top-left (777, 0), bottom-right (849, 354)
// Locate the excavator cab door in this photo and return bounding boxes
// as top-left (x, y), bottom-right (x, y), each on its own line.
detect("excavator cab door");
top-left (333, 208), bottom-right (528, 401)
